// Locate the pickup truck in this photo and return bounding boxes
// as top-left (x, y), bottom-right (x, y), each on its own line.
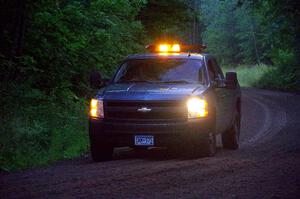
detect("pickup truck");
top-left (89, 44), bottom-right (241, 161)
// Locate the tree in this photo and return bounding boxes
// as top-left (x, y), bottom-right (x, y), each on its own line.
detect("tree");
top-left (138, 0), bottom-right (197, 44)
top-left (202, 0), bottom-right (241, 64)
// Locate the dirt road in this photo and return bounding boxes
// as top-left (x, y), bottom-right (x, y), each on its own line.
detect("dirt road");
top-left (1, 88), bottom-right (300, 199)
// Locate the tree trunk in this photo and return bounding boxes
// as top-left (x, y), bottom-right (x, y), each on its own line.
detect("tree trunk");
top-left (10, 0), bottom-right (26, 59)
top-left (250, 20), bottom-right (260, 64)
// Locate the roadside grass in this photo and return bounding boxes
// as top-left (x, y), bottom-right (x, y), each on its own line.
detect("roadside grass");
top-left (222, 64), bottom-right (270, 87)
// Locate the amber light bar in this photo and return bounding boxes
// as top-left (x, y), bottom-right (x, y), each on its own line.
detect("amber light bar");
top-left (146, 44), bottom-right (206, 53)
top-left (157, 44), bottom-right (181, 53)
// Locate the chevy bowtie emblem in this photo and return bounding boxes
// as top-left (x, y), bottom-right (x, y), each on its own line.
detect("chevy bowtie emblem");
top-left (137, 107), bottom-right (152, 112)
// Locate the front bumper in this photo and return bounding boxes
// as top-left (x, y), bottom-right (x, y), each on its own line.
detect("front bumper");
top-left (89, 118), bottom-right (213, 147)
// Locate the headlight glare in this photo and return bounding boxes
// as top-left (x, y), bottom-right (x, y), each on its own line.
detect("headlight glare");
top-left (187, 98), bottom-right (208, 118)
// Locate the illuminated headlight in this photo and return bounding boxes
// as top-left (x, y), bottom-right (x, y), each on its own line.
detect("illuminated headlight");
top-left (90, 99), bottom-right (104, 118)
top-left (187, 98), bottom-right (208, 118)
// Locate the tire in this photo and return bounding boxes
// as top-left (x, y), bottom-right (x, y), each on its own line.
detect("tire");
top-left (181, 127), bottom-right (216, 158)
top-left (90, 136), bottom-right (113, 162)
top-left (198, 116), bottom-right (217, 157)
top-left (222, 112), bottom-right (240, 150)
top-left (198, 131), bottom-right (216, 157)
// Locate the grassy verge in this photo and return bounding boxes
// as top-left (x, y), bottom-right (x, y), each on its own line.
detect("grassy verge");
top-left (222, 64), bottom-right (270, 87)
top-left (222, 64), bottom-right (299, 91)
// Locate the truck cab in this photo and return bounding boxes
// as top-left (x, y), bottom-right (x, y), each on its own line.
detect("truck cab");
top-left (89, 44), bottom-right (241, 161)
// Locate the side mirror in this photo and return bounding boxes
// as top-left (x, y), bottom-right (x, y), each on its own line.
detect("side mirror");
top-left (211, 78), bottom-right (226, 88)
top-left (216, 78), bottom-right (226, 88)
top-left (225, 72), bottom-right (238, 89)
top-left (90, 70), bottom-right (103, 89)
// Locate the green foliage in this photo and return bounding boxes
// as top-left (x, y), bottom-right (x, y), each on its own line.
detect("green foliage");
top-left (0, 0), bottom-right (147, 171)
top-left (139, 0), bottom-right (195, 43)
top-left (202, 0), bottom-right (299, 90)
top-left (223, 50), bottom-right (299, 90)
top-left (25, 0), bottom-right (146, 88)
top-left (257, 49), bottom-right (299, 90)
top-left (0, 82), bottom-right (88, 171)
top-left (202, 0), bottom-right (241, 64)
top-left (223, 64), bottom-right (269, 87)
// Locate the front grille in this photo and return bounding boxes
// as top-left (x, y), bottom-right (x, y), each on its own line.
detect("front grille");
top-left (104, 100), bottom-right (187, 123)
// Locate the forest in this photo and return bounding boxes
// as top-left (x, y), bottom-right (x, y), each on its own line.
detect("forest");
top-left (0, 0), bottom-right (299, 170)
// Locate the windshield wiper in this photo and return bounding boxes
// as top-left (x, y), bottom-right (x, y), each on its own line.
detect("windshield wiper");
top-left (118, 80), bottom-right (191, 84)
top-left (117, 80), bottom-right (154, 83)
top-left (160, 80), bottom-right (190, 84)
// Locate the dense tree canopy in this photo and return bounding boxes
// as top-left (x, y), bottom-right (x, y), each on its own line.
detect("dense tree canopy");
top-left (202, 0), bottom-right (299, 88)
top-left (138, 0), bottom-right (200, 44)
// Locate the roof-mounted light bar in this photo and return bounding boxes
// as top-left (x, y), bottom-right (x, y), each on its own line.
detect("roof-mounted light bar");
top-left (157, 44), bottom-right (181, 53)
top-left (145, 44), bottom-right (206, 53)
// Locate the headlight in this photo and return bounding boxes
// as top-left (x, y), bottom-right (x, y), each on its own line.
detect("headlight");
top-left (90, 99), bottom-right (104, 118)
top-left (187, 97), bottom-right (208, 118)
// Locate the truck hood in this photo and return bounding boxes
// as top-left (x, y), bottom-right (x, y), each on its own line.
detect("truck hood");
top-left (97, 83), bottom-right (208, 101)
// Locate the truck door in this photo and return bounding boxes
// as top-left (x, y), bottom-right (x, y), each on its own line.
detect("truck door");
top-left (212, 59), bottom-right (233, 131)
top-left (207, 59), bottom-right (227, 134)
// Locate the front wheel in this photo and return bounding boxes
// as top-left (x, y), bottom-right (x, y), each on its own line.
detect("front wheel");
top-left (222, 112), bottom-right (240, 150)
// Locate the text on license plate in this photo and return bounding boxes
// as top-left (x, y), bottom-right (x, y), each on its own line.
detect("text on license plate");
top-left (134, 135), bottom-right (154, 146)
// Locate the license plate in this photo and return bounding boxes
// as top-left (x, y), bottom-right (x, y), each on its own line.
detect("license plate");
top-left (134, 135), bottom-right (154, 146)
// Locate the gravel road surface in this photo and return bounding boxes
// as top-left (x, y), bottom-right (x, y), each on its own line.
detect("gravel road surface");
top-left (1, 88), bottom-right (300, 199)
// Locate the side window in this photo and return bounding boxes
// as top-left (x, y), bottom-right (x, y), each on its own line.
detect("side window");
top-left (207, 59), bottom-right (218, 81)
top-left (213, 59), bottom-right (224, 79)
top-left (198, 67), bottom-right (205, 84)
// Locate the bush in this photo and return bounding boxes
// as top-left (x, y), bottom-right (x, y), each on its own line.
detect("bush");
top-left (0, 83), bottom-right (88, 171)
top-left (222, 49), bottom-right (299, 91)
top-left (257, 49), bottom-right (299, 90)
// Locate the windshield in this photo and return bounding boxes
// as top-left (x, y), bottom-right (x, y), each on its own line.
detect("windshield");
top-left (114, 59), bottom-right (205, 84)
